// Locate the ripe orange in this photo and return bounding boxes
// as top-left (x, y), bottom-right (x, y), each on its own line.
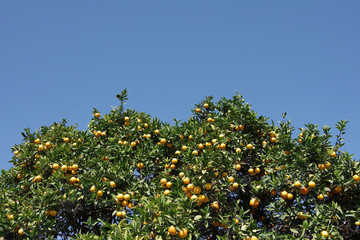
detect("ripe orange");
top-left (72, 164), bottom-right (79, 171)
top-left (33, 175), bottom-right (42, 182)
top-left (298, 212), bottom-right (307, 220)
top-left (168, 225), bottom-right (177, 236)
top-left (294, 181), bottom-right (301, 188)
top-left (90, 185), bottom-right (96, 192)
top-left (250, 236), bottom-right (258, 240)
top-left (246, 144), bottom-right (253, 150)
top-left (235, 164), bottom-right (241, 171)
top-left (182, 145), bottom-right (188, 151)
top-left (317, 193), bottom-right (324, 200)
top-left (116, 193), bottom-right (124, 201)
top-left (249, 198), bottom-right (260, 208)
top-left (97, 190), bottom-right (104, 197)
top-left (321, 230), bottom-right (329, 238)
top-left (124, 194), bottom-right (131, 201)
top-left (270, 189), bottom-right (277, 196)
top-left (353, 174), bottom-right (360, 182)
top-left (203, 103), bottom-right (209, 108)
top-left (110, 181), bottom-right (116, 188)
top-left (34, 138), bottom-right (41, 144)
top-left (195, 108), bottom-right (201, 113)
top-left (329, 151), bottom-right (336, 157)
top-left (205, 183), bottom-right (212, 190)
top-left (94, 112), bottom-right (101, 118)
top-left (137, 162), bottom-right (144, 169)
top-left (18, 228), bottom-right (24, 236)
top-left (238, 124), bottom-right (245, 131)
top-left (179, 228), bottom-right (188, 238)
top-left (228, 176), bottom-right (234, 183)
top-left (166, 182), bottom-right (172, 188)
top-left (287, 193), bottom-right (294, 200)
top-left (324, 161), bottom-right (331, 168)
top-left (38, 144), bottom-right (45, 151)
top-left (187, 183), bottom-right (194, 191)
top-left (49, 210), bottom-right (57, 217)
top-left (355, 221), bottom-right (360, 226)
top-left (52, 163), bottom-right (59, 170)
top-left (154, 129), bottom-right (160, 135)
top-left (300, 186), bottom-right (309, 195)
top-left (334, 186), bottom-right (342, 194)
top-left (70, 177), bottom-right (77, 184)
top-left (308, 181), bottom-right (316, 188)
top-left (280, 191), bottom-right (288, 200)
top-left (183, 177), bottom-right (190, 185)
top-left (194, 186), bottom-right (201, 194)
top-left (164, 189), bottom-right (171, 195)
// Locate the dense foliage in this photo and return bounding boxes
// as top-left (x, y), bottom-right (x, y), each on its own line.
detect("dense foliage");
top-left (1, 90), bottom-right (359, 239)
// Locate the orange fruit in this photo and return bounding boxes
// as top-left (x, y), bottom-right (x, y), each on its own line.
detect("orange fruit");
top-left (168, 225), bottom-right (177, 236)
top-left (317, 194), bottom-right (324, 200)
top-left (160, 178), bottom-right (167, 185)
top-left (52, 163), bottom-right (59, 170)
top-left (287, 193), bottom-right (294, 200)
top-left (321, 230), bottom-right (329, 238)
top-left (329, 151), bottom-right (336, 157)
top-left (187, 183), bottom-right (194, 191)
top-left (183, 177), bottom-right (190, 185)
top-left (249, 198), bottom-right (260, 208)
top-left (246, 144), bottom-right (253, 150)
top-left (308, 181), bottom-right (316, 188)
top-left (294, 181), bottom-right (301, 188)
top-left (110, 181), bottom-right (116, 188)
top-left (194, 186), bottom-right (201, 194)
top-left (124, 194), bottom-right (131, 201)
top-left (205, 183), bottom-right (212, 190)
top-left (97, 190), bottom-right (104, 197)
top-left (195, 108), bottom-right (201, 113)
top-left (137, 162), bottom-right (144, 169)
top-left (280, 191), bottom-right (288, 200)
top-left (203, 103), bottom-right (209, 108)
top-left (94, 112), bottom-right (101, 118)
top-left (298, 212), bottom-right (307, 219)
top-left (179, 228), bottom-right (188, 238)
top-left (353, 174), bottom-right (360, 182)
top-left (299, 186), bottom-right (309, 195)
top-left (18, 228), bottom-right (24, 236)
top-left (90, 185), bottom-right (96, 192)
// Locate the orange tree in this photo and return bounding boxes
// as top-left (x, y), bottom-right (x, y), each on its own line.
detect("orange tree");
top-left (1, 90), bottom-right (360, 239)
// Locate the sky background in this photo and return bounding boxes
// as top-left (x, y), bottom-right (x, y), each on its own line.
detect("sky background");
top-left (1, 1), bottom-right (359, 171)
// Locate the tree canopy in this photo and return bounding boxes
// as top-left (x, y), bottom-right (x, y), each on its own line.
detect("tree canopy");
top-left (1, 90), bottom-right (359, 240)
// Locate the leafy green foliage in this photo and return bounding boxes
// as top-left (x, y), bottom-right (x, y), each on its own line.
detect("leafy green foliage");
top-left (1, 91), bottom-right (359, 239)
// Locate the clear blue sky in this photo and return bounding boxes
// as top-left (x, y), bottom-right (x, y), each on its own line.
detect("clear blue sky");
top-left (1, 1), bottom-right (359, 171)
